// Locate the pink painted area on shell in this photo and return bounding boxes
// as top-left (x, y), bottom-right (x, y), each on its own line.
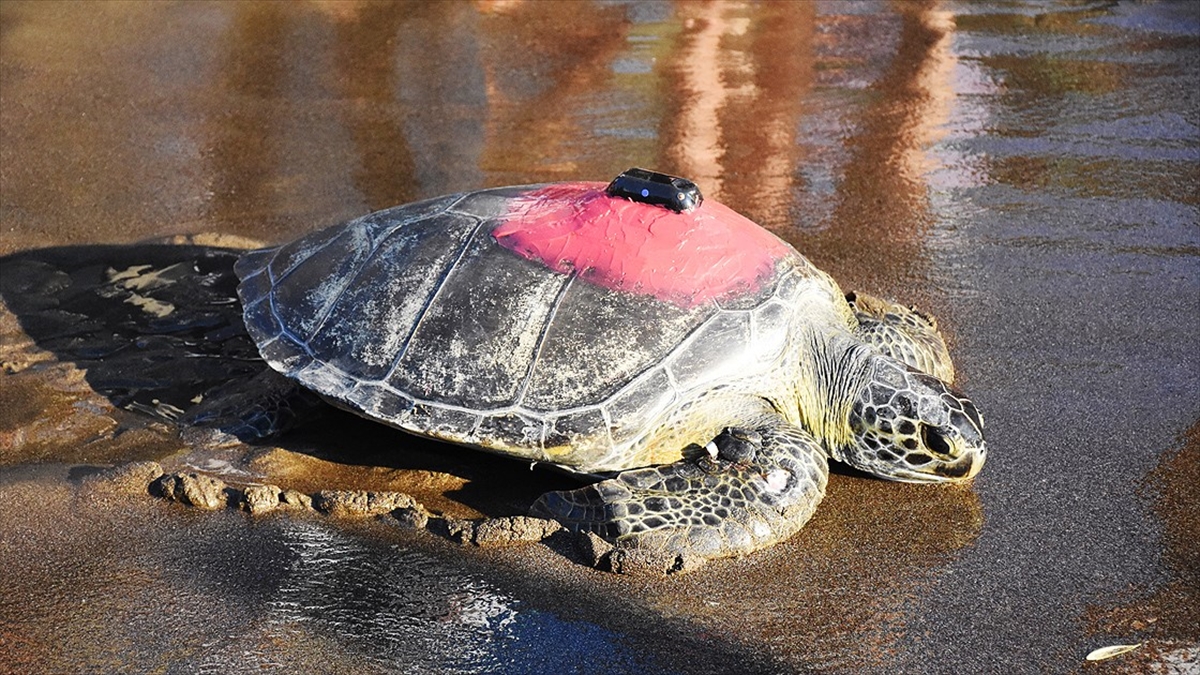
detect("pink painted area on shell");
top-left (491, 182), bottom-right (793, 307)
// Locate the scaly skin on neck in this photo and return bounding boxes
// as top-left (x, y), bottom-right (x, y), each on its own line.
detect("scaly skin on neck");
top-left (791, 328), bottom-right (874, 461)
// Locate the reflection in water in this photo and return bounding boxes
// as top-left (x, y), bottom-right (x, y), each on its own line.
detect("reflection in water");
top-left (473, 0), bottom-right (629, 181)
top-left (795, 1), bottom-right (960, 300)
top-left (191, 519), bottom-right (674, 674)
top-left (206, 1), bottom-right (288, 236)
top-left (712, 1), bottom-right (814, 229)
top-left (665, 1), bottom-right (815, 229)
top-left (327, 1), bottom-right (420, 210)
top-left (391, 1), bottom-right (488, 196)
top-left (224, 520), bottom-right (518, 672)
top-left (668, 0), bottom-right (742, 199)
top-left (204, 2), bottom-right (381, 241)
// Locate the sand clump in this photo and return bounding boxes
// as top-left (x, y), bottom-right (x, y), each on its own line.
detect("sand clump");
top-left (74, 459), bottom-right (714, 577)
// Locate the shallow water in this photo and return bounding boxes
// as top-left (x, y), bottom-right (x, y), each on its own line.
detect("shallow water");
top-left (1, 1), bottom-right (1197, 673)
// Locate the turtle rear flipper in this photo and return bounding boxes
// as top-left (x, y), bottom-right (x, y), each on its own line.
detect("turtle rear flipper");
top-left (847, 291), bottom-right (955, 382)
top-left (179, 368), bottom-right (325, 443)
top-left (531, 415), bottom-right (829, 567)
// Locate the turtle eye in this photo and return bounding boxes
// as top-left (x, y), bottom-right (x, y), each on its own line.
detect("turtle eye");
top-left (921, 424), bottom-right (953, 459)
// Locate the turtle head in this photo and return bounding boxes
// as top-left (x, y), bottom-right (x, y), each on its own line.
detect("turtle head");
top-left (839, 356), bottom-right (986, 483)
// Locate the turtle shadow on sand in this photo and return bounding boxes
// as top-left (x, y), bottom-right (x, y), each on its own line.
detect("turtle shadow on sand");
top-left (0, 243), bottom-right (577, 520)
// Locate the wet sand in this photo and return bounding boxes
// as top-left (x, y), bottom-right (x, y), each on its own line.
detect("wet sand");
top-left (2, 1), bottom-right (1197, 673)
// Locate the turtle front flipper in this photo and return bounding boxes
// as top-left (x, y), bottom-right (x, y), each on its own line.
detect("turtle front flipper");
top-left (847, 291), bottom-right (955, 382)
top-left (531, 416), bottom-right (828, 568)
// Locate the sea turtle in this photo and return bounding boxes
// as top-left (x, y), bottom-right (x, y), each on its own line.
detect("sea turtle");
top-left (232, 168), bottom-right (987, 563)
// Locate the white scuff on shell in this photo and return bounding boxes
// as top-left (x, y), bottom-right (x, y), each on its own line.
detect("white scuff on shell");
top-left (763, 469), bottom-right (790, 492)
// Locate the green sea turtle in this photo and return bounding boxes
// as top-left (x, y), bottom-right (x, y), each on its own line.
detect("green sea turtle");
top-left (233, 168), bottom-right (986, 563)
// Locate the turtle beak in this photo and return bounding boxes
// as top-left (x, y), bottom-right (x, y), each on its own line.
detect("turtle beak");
top-left (883, 421), bottom-right (986, 484)
top-left (932, 439), bottom-right (986, 481)
top-left (919, 419), bottom-right (987, 482)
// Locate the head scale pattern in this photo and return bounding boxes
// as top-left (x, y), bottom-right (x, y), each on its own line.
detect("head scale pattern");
top-left (841, 357), bottom-right (986, 482)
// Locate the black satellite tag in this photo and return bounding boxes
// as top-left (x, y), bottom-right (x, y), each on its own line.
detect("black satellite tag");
top-left (605, 168), bottom-right (703, 213)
